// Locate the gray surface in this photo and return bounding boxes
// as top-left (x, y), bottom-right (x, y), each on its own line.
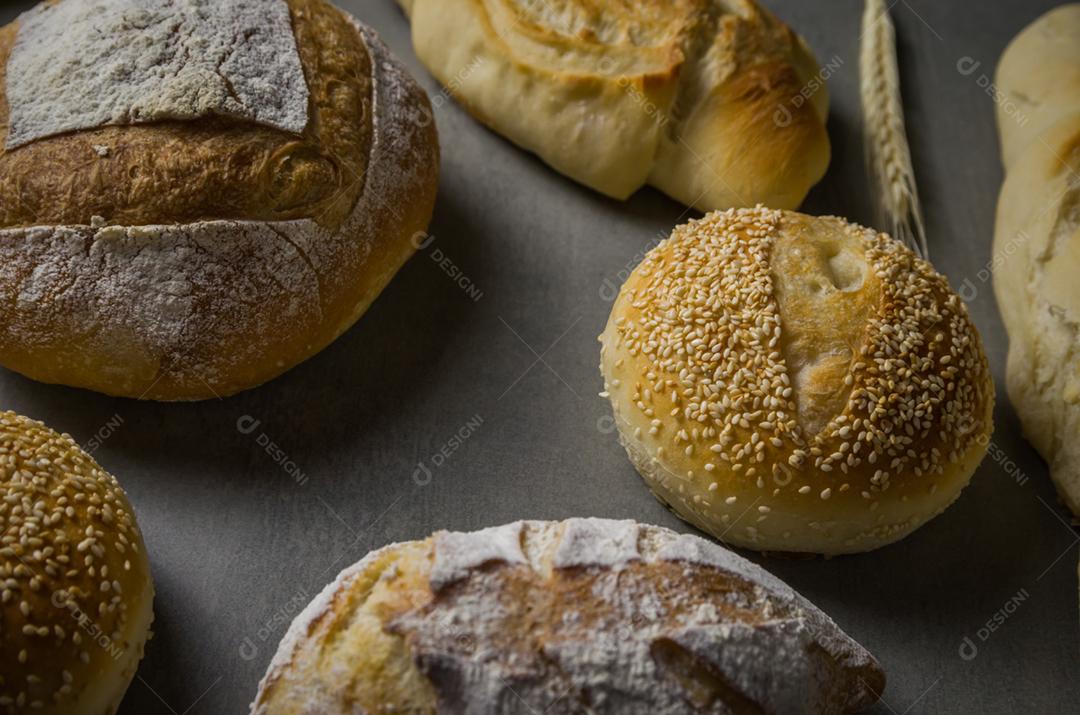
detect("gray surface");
top-left (0, 1), bottom-right (1077, 713)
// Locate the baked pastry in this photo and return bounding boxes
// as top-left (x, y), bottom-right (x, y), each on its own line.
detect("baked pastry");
top-left (995, 4), bottom-right (1080, 171)
top-left (395, 0), bottom-right (829, 212)
top-left (599, 207), bottom-right (994, 555)
top-left (251, 518), bottom-right (885, 714)
top-left (0, 0), bottom-right (439, 400)
top-left (0, 411), bottom-right (153, 714)
top-left (994, 10), bottom-right (1080, 516)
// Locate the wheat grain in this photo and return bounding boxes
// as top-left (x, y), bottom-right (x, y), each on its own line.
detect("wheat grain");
top-left (860, 0), bottom-right (929, 259)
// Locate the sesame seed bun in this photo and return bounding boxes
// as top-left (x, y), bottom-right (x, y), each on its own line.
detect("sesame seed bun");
top-left (599, 207), bottom-right (994, 555)
top-left (0, 412), bottom-right (153, 713)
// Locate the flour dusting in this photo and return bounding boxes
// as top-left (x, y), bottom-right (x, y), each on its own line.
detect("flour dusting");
top-left (5, 0), bottom-right (309, 149)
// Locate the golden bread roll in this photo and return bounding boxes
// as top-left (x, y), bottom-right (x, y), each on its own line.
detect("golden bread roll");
top-left (396, 0), bottom-right (829, 212)
top-left (0, 0), bottom-right (439, 400)
top-left (599, 207), bottom-right (994, 555)
top-left (0, 411), bottom-right (153, 714)
top-left (251, 518), bottom-right (885, 714)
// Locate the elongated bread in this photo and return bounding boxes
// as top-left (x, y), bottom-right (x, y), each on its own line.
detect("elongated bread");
top-left (994, 9), bottom-right (1080, 517)
top-left (252, 518), bottom-right (885, 714)
top-left (396, 0), bottom-right (829, 212)
top-left (0, 0), bottom-right (439, 400)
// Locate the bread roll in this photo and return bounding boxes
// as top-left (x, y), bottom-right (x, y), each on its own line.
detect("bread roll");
top-left (995, 4), bottom-right (1080, 171)
top-left (0, 411), bottom-right (153, 714)
top-left (0, 0), bottom-right (439, 400)
top-left (599, 207), bottom-right (994, 555)
top-left (396, 0), bottom-right (829, 212)
top-left (251, 518), bottom-right (885, 714)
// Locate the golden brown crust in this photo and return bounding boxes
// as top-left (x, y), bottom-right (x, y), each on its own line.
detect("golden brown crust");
top-left (253, 520), bottom-right (885, 714)
top-left (401, 0), bottom-right (828, 211)
top-left (0, 0), bottom-right (370, 232)
top-left (0, 411), bottom-right (153, 713)
top-left (0, 2), bottom-right (439, 401)
top-left (599, 208), bottom-right (994, 554)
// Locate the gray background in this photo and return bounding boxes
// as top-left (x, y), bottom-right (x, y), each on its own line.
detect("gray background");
top-left (1, 0), bottom-right (1077, 712)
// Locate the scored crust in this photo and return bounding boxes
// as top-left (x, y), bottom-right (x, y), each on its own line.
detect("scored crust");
top-left (398, 0), bottom-right (828, 212)
top-left (0, 0), bottom-right (370, 232)
top-left (0, 411), bottom-right (154, 714)
top-left (0, 0), bottom-right (439, 400)
top-left (251, 518), bottom-right (885, 714)
top-left (599, 208), bottom-right (994, 555)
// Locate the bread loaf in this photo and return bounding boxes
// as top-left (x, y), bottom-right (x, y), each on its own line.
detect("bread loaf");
top-left (396, 0), bottom-right (829, 212)
top-left (251, 518), bottom-right (885, 714)
top-left (599, 207), bottom-right (994, 554)
top-left (0, 411), bottom-right (154, 714)
top-left (0, 0), bottom-right (439, 400)
top-left (994, 7), bottom-right (1080, 517)
top-left (995, 4), bottom-right (1080, 171)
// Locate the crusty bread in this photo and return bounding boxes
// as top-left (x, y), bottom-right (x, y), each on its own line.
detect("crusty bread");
top-left (396, 0), bottom-right (829, 212)
top-left (0, 411), bottom-right (154, 714)
top-left (993, 7), bottom-right (1080, 518)
top-left (251, 518), bottom-right (885, 714)
top-left (0, 0), bottom-right (439, 400)
top-left (993, 112), bottom-right (1080, 517)
top-left (995, 4), bottom-right (1080, 171)
top-left (599, 207), bottom-right (994, 555)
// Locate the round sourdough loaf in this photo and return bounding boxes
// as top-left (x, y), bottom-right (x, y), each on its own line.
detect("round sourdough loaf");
top-left (0, 411), bottom-right (153, 714)
top-left (0, 0), bottom-right (439, 400)
top-left (599, 207), bottom-right (994, 555)
top-left (251, 518), bottom-right (885, 714)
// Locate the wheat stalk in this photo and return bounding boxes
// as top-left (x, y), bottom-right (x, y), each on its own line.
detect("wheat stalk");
top-left (860, 0), bottom-right (929, 259)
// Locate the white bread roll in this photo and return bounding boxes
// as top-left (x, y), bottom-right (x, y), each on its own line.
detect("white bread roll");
top-left (251, 518), bottom-right (885, 714)
top-left (993, 7), bottom-right (1080, 518)
top-left (995, 4), bottom-right (1080, 171)
top-left (0, 0), bottom-right (439, 400)
top-left (0, 411), bottom-right (153, 714)
top-left (396, 0), bottom-right (829, 212)
top-left (599, 207), bottom-right (994, 555)
top-left (993, 112), bottom-right (1080, 517)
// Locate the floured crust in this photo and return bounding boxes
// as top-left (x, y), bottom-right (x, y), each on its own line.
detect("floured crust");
top-left (599, 208), bottom-right (994, 555)
top-left (0, 0), bottom-right (371, 232)
top-left (0, 2), bottom-right (439, 400)
top-left (251, 518), bottom-right (885, 714)
top-left (993, 7), bottom-right (1080, 519)
top-left (397, 0), bottom-right (828, 212)
top-left (993, 114), bottom-right (1080, 517)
